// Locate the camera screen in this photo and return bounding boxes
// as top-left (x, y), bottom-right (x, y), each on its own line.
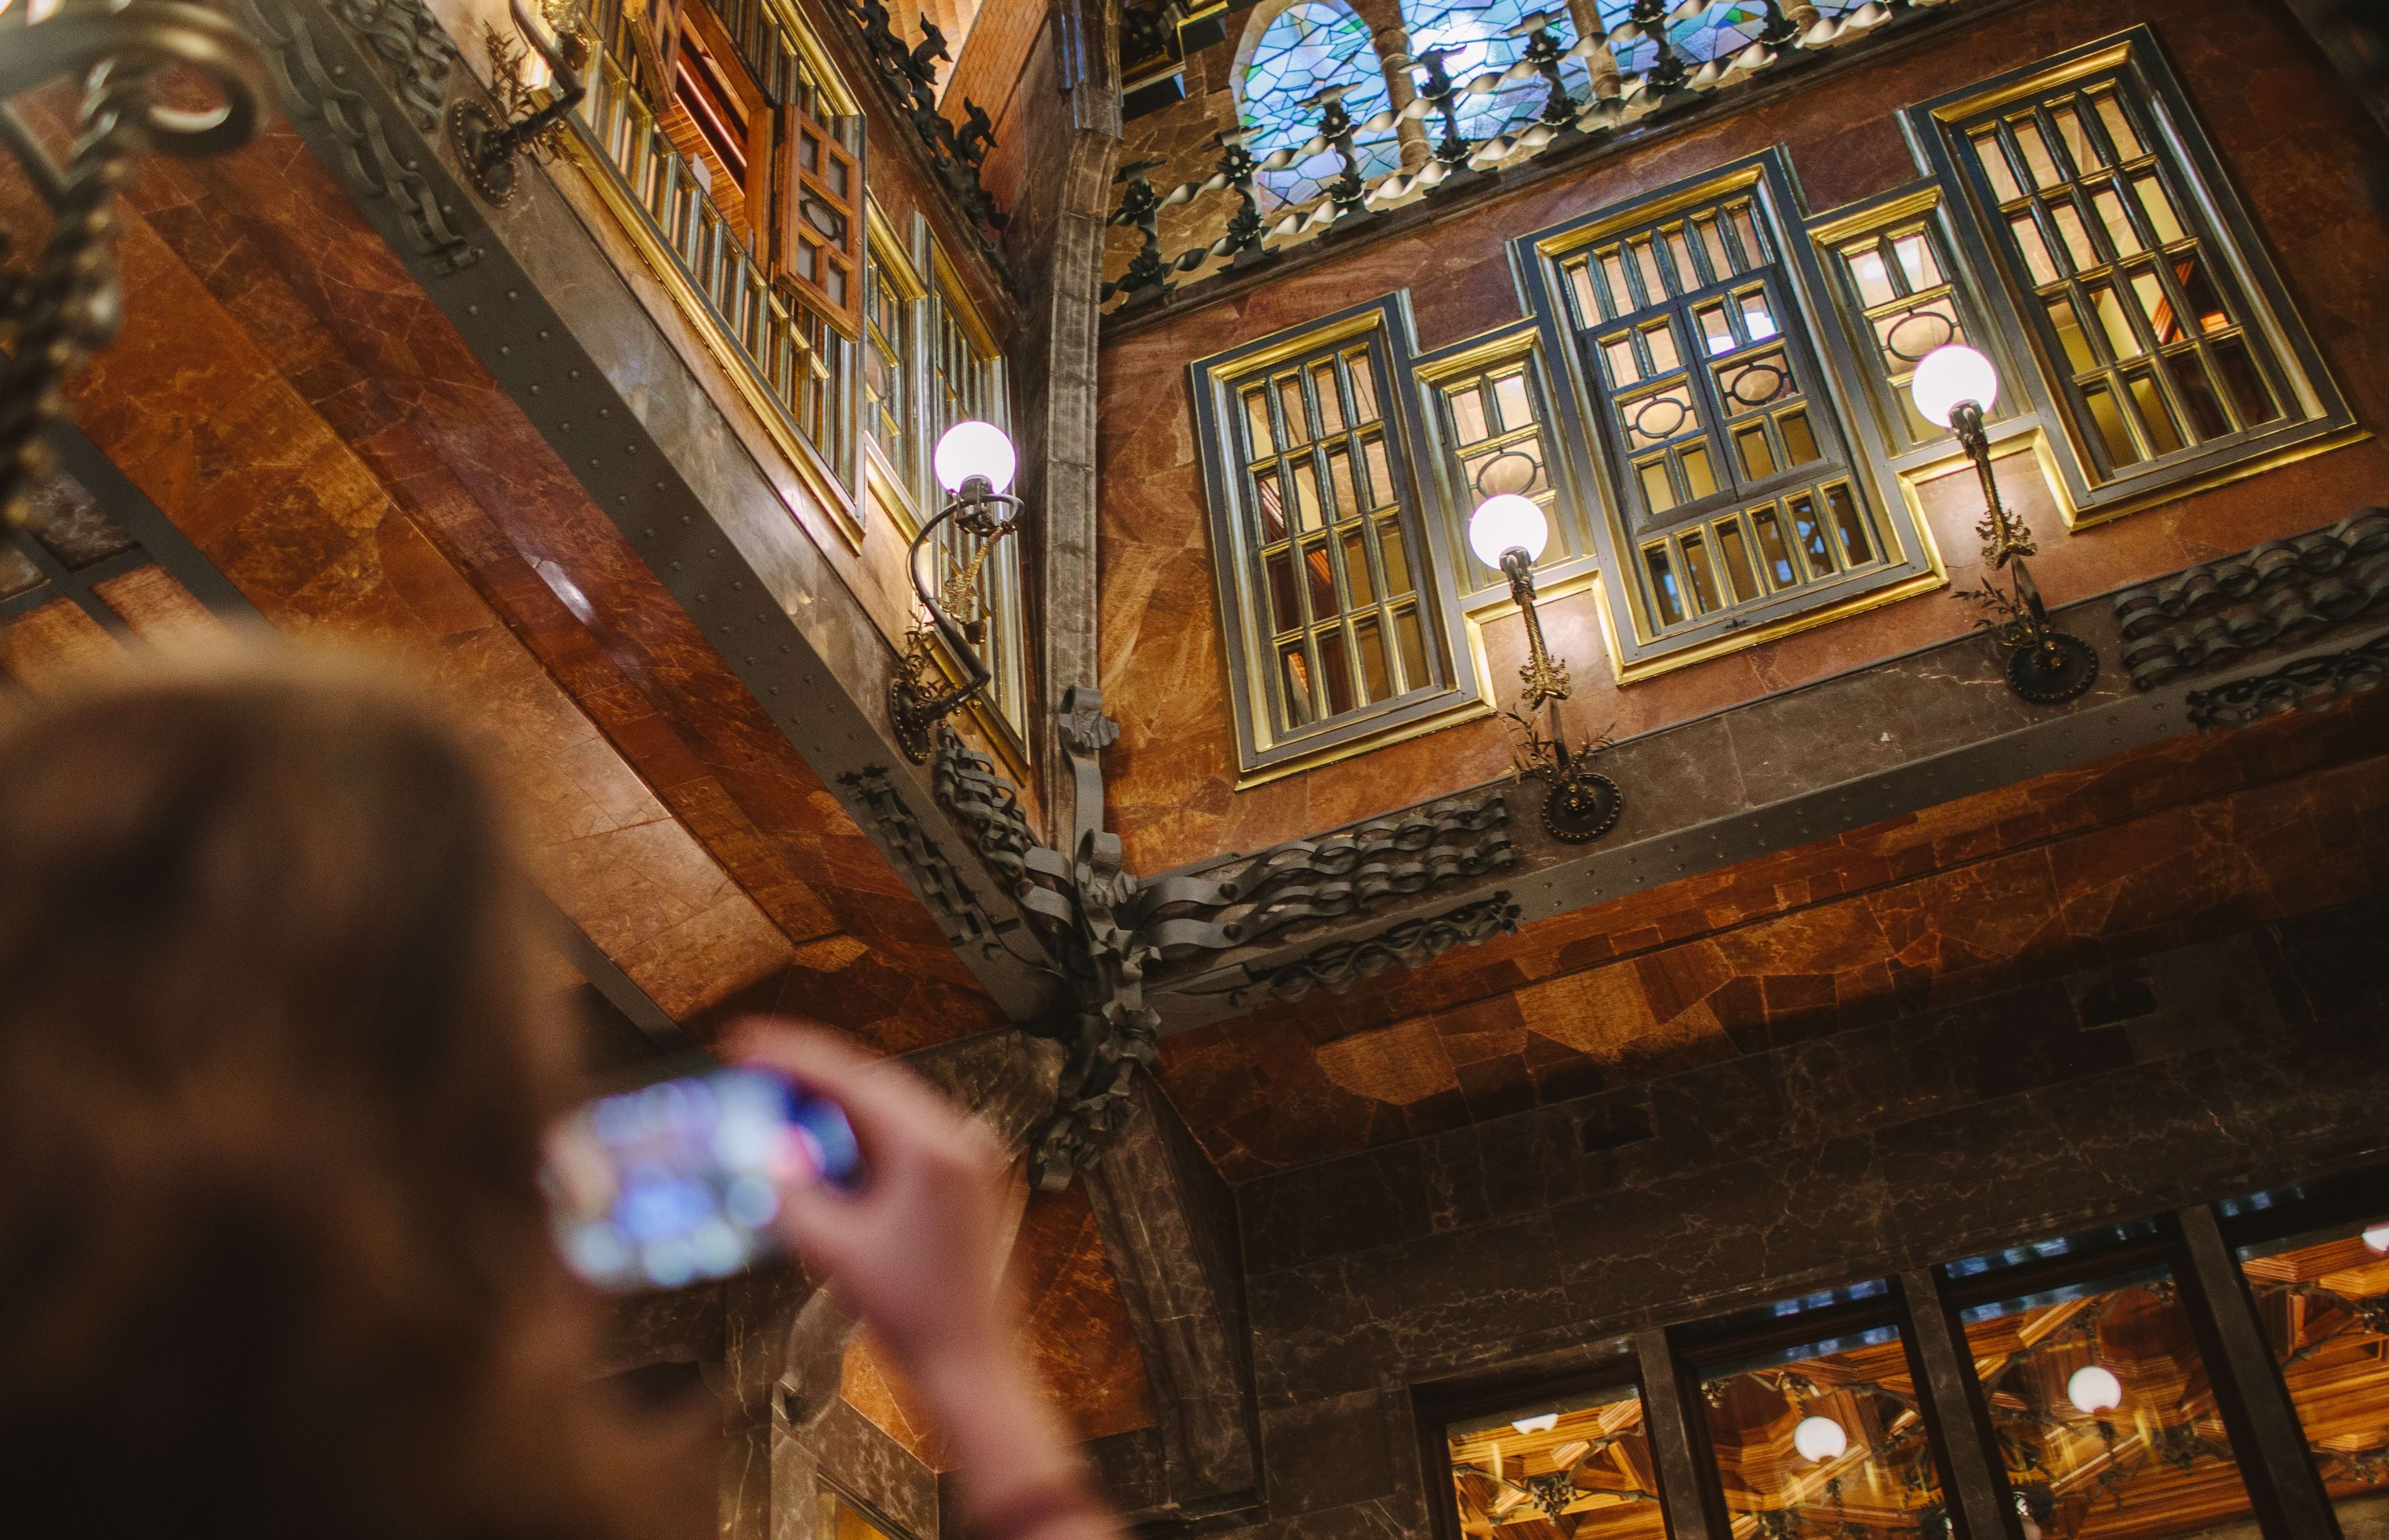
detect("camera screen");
top-left (544, 1066), bottom-right (859, 1292)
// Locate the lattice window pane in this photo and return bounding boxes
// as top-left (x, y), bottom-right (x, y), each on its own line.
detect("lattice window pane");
top-left (1564, 189), bottom-right (1882, 641)
top-left (1954, 71), bottom-right (2289, 481)
top-left (1228, 332), bottom-right (1444, 735)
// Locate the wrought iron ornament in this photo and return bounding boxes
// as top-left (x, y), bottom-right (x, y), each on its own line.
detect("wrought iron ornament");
top-left (2114, 509), bottom-right (2389, 690)
top-left (887, 695), bottom-right (1514, 1186)
top-left (2184, 632), bottom-right (2389, 731)
top-left (1102, 0), bottom-right (1960, 315)
top-left (837, 0), bottom-right (1006, 241)
top-left (0, 0), bottom-right (273, 528)
top-left (1496, 545), bottom-right (1624, 843)
top-left (448, 0), bottom-right (589, 207)
top-left (889, 473), bottom-right (1025, 762)
top-left (1945, 399), bottom-right (2098, 704)
top-left (235, 0), bottom-right (481, 273)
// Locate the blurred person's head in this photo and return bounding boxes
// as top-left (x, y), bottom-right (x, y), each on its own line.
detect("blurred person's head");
top-left (0, 651), bottom-right (709, 1539)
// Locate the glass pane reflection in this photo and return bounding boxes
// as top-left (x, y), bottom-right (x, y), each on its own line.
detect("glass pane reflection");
top-left (1446, 1383), bottom-right (1664, 1540)
top-left (1961, 1267), bottom-right (2257, 1539)
top-left (1701, 1324), bottom-right (1952, 1539)
top-left (2239, 1214), bottom-right (2389, 1513)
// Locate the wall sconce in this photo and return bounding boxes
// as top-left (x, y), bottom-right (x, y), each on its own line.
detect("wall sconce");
top-left (889, 420), bottom-right (1022, 763)
top-left (1469, 495), bottom-right (1621, 843)
top-left (450, 0), bottom-right (589, 207)
top-left (1910, 346), bottom-right (2099, 704)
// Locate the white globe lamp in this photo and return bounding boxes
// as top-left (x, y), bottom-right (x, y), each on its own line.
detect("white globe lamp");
top-left (1469, 493), bottom-right (1550, 570)
top-left (2365, 1221), bottom-right (2389, 1253)
top-left (2068, 1365), bottom-right (2124, 1415)
top-left (1909, 344), bottom-right (2000, 429)
top-left (1510, 1413), bottom-right (1560, 1435)
top-left (933, 420), bottom-right (1016, 496)
top-left (1793, 1414), bottom-right (1847, 1463)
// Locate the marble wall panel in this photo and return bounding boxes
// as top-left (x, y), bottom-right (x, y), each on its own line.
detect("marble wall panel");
top-left (1095, 0), bottom-right (2389, 877)
top-left (5, 86), bottom-right (1013, 1043)
top-left (1234, 970), bottom-right (2389, 1411)
top-left (1154, 694), bottom-right (2389, 1175)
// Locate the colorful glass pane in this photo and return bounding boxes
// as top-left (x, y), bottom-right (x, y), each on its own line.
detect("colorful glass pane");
top-left (1240, 1), bottom-right (1400, 209)
top-left (1398, 0), bottom-right (1593, 144)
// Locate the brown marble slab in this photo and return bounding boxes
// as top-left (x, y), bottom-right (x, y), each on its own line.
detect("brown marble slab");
top-left (1154, 690), bottom-right (2389, 1178)
top-left (4, 89), bottom-right (1005, 1044)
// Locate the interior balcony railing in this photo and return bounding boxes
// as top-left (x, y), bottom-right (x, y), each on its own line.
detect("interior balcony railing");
top-left (566, 0), bottom-right (849, 491)
top-left (1105, 0), bottom-right (1989, 314)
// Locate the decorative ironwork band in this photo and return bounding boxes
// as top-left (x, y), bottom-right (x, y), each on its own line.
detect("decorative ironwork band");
top-left (2112, 510), bottom-right (2389, 689)
top-left (2184, 633), bottom-right (2389, 732)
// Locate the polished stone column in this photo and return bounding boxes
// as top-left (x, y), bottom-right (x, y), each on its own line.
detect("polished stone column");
top-left (2176, 1204), bottom-right (2348, 1540)
top-left (1899, 1267), bottom-right (2023, 1540)
top-left (1636, 1328), bottom-right (1722, 1540)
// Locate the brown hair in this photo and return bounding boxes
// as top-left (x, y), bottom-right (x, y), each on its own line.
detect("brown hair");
top-left (0, 653), bottom-right (710, 1540)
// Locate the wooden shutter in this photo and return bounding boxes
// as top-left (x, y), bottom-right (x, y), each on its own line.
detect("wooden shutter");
top-left (623, 0), bottom-right (685, 107)
top-left (778, 100), bottom-right (864, 340)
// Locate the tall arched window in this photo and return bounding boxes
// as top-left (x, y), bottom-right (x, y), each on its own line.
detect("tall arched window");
top-left (1237, 0), bottom-right (1401, 210)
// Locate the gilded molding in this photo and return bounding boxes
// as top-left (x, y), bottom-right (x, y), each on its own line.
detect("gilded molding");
top-left (2113, 510), bottom-right (2389, 690)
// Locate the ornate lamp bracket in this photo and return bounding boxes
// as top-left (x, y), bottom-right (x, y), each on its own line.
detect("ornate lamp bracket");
top-left (1498, 546), bottom-right (1623, 844)
top-left (889, 476), bottom-right (1023, 763)
top-left (448, 0), bottom-right (588, 207)
top-left (1946, 398), bottom-right (2099, 704)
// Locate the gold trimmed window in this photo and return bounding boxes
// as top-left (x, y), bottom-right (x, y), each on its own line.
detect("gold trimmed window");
top-left (1518, 155), bottom-right (1943, 677)
top-left (1192, 296), bottom-right (1486, 783)
top-left (1816, 197), bottom-right (2004, 453)
top-left (918, 239), bottom-right (1028, 745)
top-left (572, 0), bottom-right (861, 514)
top-left (862, 226), bottom-right (916, 490)
top-left (1417, 335), bottom-right (1584, 595)
top-left (1912, 29), bottom-right (2356, 524)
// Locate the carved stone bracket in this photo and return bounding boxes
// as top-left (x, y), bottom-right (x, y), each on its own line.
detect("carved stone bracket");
top-left (2113, 509), bottom-right (2389, 690)
top-left (925, 692), bottom-right (1512, 1187)
top-left (236, 0), bottom-right (482, 273)
top-left (1167, 891), bottom-right (1523, 1009)
top-left (2185, 631), bottom-right (2389, 731)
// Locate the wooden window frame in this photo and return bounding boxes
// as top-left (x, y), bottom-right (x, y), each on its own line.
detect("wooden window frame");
top-left (1191, 293), bottom-right (1488, 785)
top-left (1514, 151), bottom-right (1945, 684)
top-left (1907, 26), bottom-right (2360, 532)
top-left (670, 0), bottom-right (772, 242)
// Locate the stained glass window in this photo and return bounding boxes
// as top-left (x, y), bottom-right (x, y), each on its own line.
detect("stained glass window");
top-left (1397, 0), bottom-right (1593, 146)
top-left (1238, 0), bottom-right (1400, 209)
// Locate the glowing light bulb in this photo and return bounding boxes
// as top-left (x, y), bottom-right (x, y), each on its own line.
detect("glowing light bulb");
top-left (2068, 1365), bottom-right (2123, 1415)
top-left (1469, 494), bottom-right (1549, 569)
top-left (1909, 344), bottom-right (2000, 429)
top-left (1511, 1413), bottom-right (1560, 1435)
top-left (1793, 1415), bottom-right (1847, 1463)
top-left (2363, 1222), bottom-right (2389, 1253)
top-left (933, 420), bottom-right (1016, 495)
